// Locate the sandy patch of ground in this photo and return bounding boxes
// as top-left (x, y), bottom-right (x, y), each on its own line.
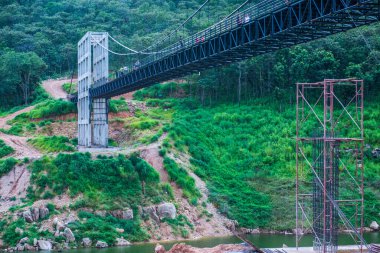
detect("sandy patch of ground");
top-left (0, 165), bottom-right (30, 213)
top-left (0, 132), bottom-right (41, 159)
top-left (41, 78), bottom-right (74, 99)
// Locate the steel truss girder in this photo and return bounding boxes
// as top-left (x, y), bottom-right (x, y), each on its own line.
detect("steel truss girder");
top-left (70, 0), bottom-right (379, 102)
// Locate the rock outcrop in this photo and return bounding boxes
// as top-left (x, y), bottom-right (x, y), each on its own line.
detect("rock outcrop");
top-left (115, 237), bottom-right (131, 246)
top-left (21, 206), bottom-right (49, 223)
top-left (82, 238), bottom-right (92, 247)
top-left (95, 241), bottom-right (108, 248)
top-left (110, 209), bottom-right (133, 220)
top-left (63, 228), bottom-right (75, 242)
top-left (37, 240), bottom-right (52, 251)
top-left (157, 203), bottom-right (176, 220)
top-left (370, 221), bottom-right (379, 231)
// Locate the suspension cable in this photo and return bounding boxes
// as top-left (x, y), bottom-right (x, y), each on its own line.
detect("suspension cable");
top-left (108, 34), bottom-right (139, 53)
top-left (93, 38), bottom-right (137, 56)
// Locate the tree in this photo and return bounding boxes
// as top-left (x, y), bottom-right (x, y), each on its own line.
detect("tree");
top-left (0, 51), bottom-right (46, 106)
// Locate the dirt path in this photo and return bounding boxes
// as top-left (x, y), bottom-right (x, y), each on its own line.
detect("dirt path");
top-left (41, 78), bottom-right (74, 99)
top-left (0, 132), bottom-right (41, 159)
top-left (0, 105), bottom-right (36, 130)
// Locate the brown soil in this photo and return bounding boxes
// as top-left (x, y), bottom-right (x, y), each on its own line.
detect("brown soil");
top-left (0, 105), bottom-right (36, 130)
top-left (0, 164), bottom-right (30, 214)
top-left (41, 78), bottom-right (75, 99)
top-left (0, 132), bottom-right (41, 159)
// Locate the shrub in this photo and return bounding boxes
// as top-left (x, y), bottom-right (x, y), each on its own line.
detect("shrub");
top-left (0, 158), bottom-right (18, 177)
top-left (28, 136), bottom-right (75, 153)
top-left (0, 139), bottom-right (14, 158)
top-left (163, 157), bottom-right (200, 204)
top-left (28, 153), bottom-right (170, 209)
top-left (109, 98), bottom-right (129, 113)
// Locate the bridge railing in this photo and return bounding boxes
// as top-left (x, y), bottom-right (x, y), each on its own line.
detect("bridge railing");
top-left (118, 0), bottom-right (294, 77)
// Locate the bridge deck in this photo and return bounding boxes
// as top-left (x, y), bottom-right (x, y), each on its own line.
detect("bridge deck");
top-left (71, 0), bottom-right (380, 102)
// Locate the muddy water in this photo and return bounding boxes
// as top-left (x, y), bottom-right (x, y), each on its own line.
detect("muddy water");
top-left (61, 233), bottom-right (380, 253)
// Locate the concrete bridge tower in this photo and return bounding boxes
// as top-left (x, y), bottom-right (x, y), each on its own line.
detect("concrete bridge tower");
top-left (77, 32), bottom-right (109, 148)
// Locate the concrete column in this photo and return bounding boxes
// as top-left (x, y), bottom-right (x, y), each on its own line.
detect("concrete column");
top-left (77, 32), bottom-right (92, 147)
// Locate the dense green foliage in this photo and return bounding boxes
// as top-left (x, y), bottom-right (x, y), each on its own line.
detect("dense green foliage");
top-left (109, 97), bottom-right (129, 113)
top-left (0, 139), bottom-right (14, 158)
top-left (69, 211), bottom-right (150, 245)
top-left (0, 157), bottom-right (18, 177)
top-left (28, 153), bottom-right (171, 209)
top-left (2, 219), bottom-right (52, 246)
top-left (28, 136), bottom-right (75, 153)
top-left (166, 98), bottom-right (380, 228)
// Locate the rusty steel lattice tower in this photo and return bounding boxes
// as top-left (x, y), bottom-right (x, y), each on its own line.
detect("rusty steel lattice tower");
top-left (296, 79), bottom-right (367, 253)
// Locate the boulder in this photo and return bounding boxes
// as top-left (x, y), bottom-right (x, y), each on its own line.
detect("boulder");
top-left (22, 210), bottom-right (33, 223)
top-left (95, 241), bottom-right (108, 248)
top-left (155, 244), bottom-right (166, 253)
top-left (115, 228), bottom-right (125, 233)
top-left (94, 210), bottom-right (107, 217)
top-left (33, 239), bottom-right (37, 247)
top-left (115, 237), bottom-right (131, 246)
top-left (292, 228), bottom-right (304, 235)
top-left (143, 206), bottom-right (160, 223)
top-left (15, 228), bottom-right (23, 235)
top-left (370, 221), bottom-right (379, 231)
top-left (63, 228), bottom-right (75, 242)
top-left (157, 203), bottom-right (176, 220)
top-left (82, 238), bottom-right (92, 248)
top-left (18, 237), bottom-right (29, 244)
top-left (64, 214), bottom-right (77, 225)
top-left (54, 218), bottom-right (65, 231)
top-left (31, 207), bottom-right (39, 221)
top-left (15, 244), bottom-right (24, 251)
top-left (37, 240), bottom-right (52, 251)
top-left (39, 207), bottom-right (49, 219)
top-left (109, 209), bottom-right (133, 220)
top-left (24, 244), bottom-right (35, 251)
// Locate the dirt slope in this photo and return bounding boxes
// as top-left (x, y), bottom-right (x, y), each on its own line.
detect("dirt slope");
top-left (0, 132), bottom-right (41, 159)
top-left (0, 105), bottom-right (36, 130)
top-left (41, 78), bottom-right (74, 99)
top-left (0, 164), bottom-right (30, 214)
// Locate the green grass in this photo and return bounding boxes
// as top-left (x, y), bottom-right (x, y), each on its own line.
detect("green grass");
top-left (0, 139), bottom-right (14, 158)
top-left (62, 82), bottom-right (77, 94)
top-left (28, 153), bottom-right (172, 209)
top-left (158, 95), bottom-right (380, 229)
top-left (68, 211), bottom-right (150, 245)
top-left (163, 156), bottom-right (201, 205)
top-left (109, 98), bottom-right (129, 113)
top-left (12, 99), bottom-right (76, 123)
top-left (2, 219), bottom-right (53, 246)
top-left (28, 136), bottom-right (75, 153)
top-left (0, 158), bottom-right (18, 177)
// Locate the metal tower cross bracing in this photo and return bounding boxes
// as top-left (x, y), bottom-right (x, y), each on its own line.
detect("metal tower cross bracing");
top-left (77, 32), bottom-right (109, 148)
top-left (296, 79), bottom-right (365, 253)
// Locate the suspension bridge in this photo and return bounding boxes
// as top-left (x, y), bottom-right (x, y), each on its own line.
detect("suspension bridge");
top-left (72, 0), bottom-right (379, 147)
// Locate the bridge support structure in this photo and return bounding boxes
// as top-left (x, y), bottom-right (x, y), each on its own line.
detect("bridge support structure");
top-left (296, 79), bottom-right (366, 253)
top-left (77, 32), bottom-right (109, 148)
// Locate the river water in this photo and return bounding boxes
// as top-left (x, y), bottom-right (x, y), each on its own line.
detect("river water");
top-left (63, 233), bottom-right (379, 253)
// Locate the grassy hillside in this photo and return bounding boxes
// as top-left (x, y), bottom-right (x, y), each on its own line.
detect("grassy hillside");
top-left (137, 83), bottom-right (380, 230)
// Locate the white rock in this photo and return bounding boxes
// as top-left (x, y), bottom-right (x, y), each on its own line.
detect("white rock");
top-left (370, 221), bottom-right (379, 231)
top-left (95, 241), bottom-right (108, 248)
top-left (82, 238), bottom-right (92, 247)
top-left (157, 203), bottom-right (176, 220)
top-left (37, 240), bottom-right (52, 251)
top-left (115, 237), bottom-right (131, 246)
